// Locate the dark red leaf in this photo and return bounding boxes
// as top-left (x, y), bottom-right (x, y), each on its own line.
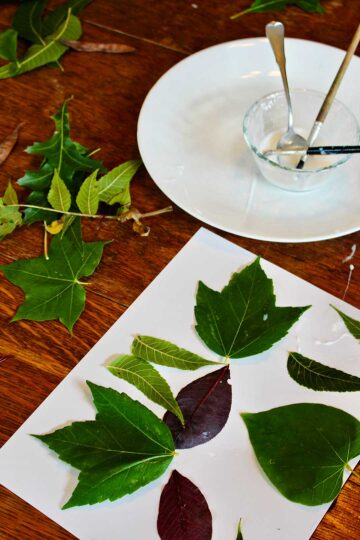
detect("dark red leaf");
top-left (157, 470), bottom-right (212, 540)
top-left (163, 365), bottom-right (231, 449)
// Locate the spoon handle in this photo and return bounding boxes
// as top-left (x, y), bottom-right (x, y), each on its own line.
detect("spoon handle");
top-left (266, 21), bottom-right (293, 130)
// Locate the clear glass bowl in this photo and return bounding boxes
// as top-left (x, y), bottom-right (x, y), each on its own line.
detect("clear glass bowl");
top-left (243, 89), bottom-right (360, 191)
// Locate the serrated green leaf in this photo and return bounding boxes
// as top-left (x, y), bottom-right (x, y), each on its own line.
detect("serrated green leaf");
top-left (195, 258), bottom-right (310, 359)
top-left (132, 335), bottom-right (219, 370)
top-left (0, 12), bottom-right (81, 80)
top-left (287, 352), bottom-right (360, 392)
top-left (47, 169), bottom-right (71, 212)
top-left (97, 160), bottom-right (141, 206)
top-left (12, 0), bottom-right (47, 44)
top-left (0, 29), bottom-right (18, 62)
top-left (42, 0), bottom-right (93, 36)
top-left (76, 169), bottom-right (99, 214)
top-left (0, 218), bottom-right (105, 332)
top-left (22, 190), bottom-right (54, 224)
top-left (331, 305), bottom-right (360, 341)
top-left (3, 181), bottom-right (18, 205)
top-left (231, 0), bottom-right (325, 18)
top-left (27, 100), bottom-right (103, 188)
top-left (108, 354), bottom-right (184, 424)
top-left (0, 200), bottom-right (22, 240)
top-left (33, 381), bottom-right (175, 508)
top-left (17, 162), bottom-right (54, 191)
top-left (241, 403), bottom-right (360, 505)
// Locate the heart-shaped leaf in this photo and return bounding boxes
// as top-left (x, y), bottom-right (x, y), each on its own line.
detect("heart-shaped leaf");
top-left (241, 403), bottom-right (360, 505)
top-left (332, 305), bottom-right (360, 341)
top-left (157, 470), bottom-right (212, 540)
top-left (287, 352), bottom-right (360, 392)
top-left (195, 258), bottom-right (310, 359)
top-left (108, 355), bottom-right (184, 424)
top-left (34, 381), bottom-right (175, 508)
top-left (163, 365), bottom-right (231, 449)
top-left (132, 335), bottom-right (219, 370)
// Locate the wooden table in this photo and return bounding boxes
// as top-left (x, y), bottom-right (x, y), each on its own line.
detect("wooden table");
top-left (0, 1), bottom-right (359, 538)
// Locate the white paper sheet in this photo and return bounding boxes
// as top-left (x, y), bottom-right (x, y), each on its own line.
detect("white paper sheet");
top-left (0, 228), bottom-right (359, 540)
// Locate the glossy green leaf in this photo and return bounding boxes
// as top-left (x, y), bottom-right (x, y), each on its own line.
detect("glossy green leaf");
top-left (97, 160), bottom-right (142, 206)
top-left (231, 0), bottom-right (325, 18)
top-left (42, 0), bottom-right (93, 36)
top-left (33, 381), bottom-right (175, 508)
top-left (287, 352), bottom-right (360, 392)
top-left (0, 199), bottom-right (22, 240)
top-left (0, 12), bottom-right (81, 80)
top-left (332, 305), bottom-right (360, 341)
top-left (17, 162), bottom-right (54, 191)
top-left (47, 170), bottom-right (71, 212)
top-left (241, 403), bottom-right (360, 505)
top-left (0, 219), bottom-right (105, 332)
top-left (3, 181), bottom-right (18, 206)
top-left (108, 354), bottom-right (184, 424)
top-left (22, 190), bottom-right (54, 225)
top-left (12, 0), bottom-right (47, 43)
top-left (236, 519), bottom-right (243, 540)
top-left (195, 258), bottom-right (310, 359)
top-left (132, 335), bottom-right (219, 370)
top-left (0, 29), bottom-right (18, 62)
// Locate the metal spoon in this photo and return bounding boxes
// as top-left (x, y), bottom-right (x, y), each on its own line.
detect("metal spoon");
top-left (266, 21), bottom-right (307, 151)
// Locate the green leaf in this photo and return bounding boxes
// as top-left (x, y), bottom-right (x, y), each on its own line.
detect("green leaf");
top-left (17, 162), bottom-right (54, 191)
top-left (76, 169), bottom-right (99, 214)
top-left (33, 381), bottom-right (175, 508)
top-left (12, 0), bottom-right (47, 44)
top-left (0, 218), bottom-right (105, 332)
top-left (27, 100), bottom-right (103, 188)
top-left (0, 199), bottom-right (22, 240)
top-left (0, 29), bottom-right (18, 62)
top-left (236, 519), bottom-right (243, 540)
top-left (287, 352), bottom-right (360, 392)
top-left (108, 354), bottom-right (184, 424)
top-left (331, 305), bottom-right (360, 341)
top-left (231, 0), bottom-right (325, 18)
top-left (0, 12), bottom-right (81, 80)
top-left (132, 335), bottom-right (219, 370)
top-left (241, 403), bottom-right (360, 505)
top-left (195, 258), bottom-right (310, 359)
top-left (42, 0), bottom-right (93, 36)
top-left (47, 170), bottom-right (71, 212)
top-left (97, 160), bottom-right (142, 206)
top-left (3, 181), bottom-right (18, 205)
top-left (22, 190), bottom-right (54, 225)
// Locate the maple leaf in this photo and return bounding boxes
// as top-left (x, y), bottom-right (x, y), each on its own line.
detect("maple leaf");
top-left (34, 381), bottom-right (175, 508)
top-left (0, 218), bottom-right (105, 332)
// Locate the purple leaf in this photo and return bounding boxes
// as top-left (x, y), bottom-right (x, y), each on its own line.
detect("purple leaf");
top-left (157, 469), bottom-right (212, 540)
top-left (163, 365), bottom-right (231, 448)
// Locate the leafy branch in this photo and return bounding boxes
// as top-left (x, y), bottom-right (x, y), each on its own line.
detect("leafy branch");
top-left (231, 0), bottom-right (327, 19)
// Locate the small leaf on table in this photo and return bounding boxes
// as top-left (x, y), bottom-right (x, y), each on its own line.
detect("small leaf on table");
top-left (241, 403), bottom-right (360, 505)
top-left (332, 305), bottom-right (360, 341)
top-left (3, 181), bottom-right (18, 205)
top-left (163, 365), bottom-right (231, 448)
top-left (287, 352), bottom-right (360, 392)
top-left (231, 0), bottom-right (326, 19)
top-left (47, 169), bottom-right (71, 212)
top-left (97, 159), bottom-right (142, 206)
top-left (108, 354), bottom-right (184, 424)
top-left (62, 40), bottom-right (136, 53)
top-left (132, 335), bottom-right (220, 370)
top-left (76, 169), bottom-right (99, 215)
top-left (0, 199), bottom-right (22, 240)
top-left (0, 123), bottom-right (24, 165)
top-left (12, 0), bottom-right (47, 43)
top-left (157, 470), bottom-right (212, 540)
top-left (195, 257), bottom-right (310, 359)
top-left (34, 381), bottom-right (175, 508)
top-left (42, 0), bottom-right (93, 36)
top-left (0, 29), bottom-right (18, 62)
top-left (0, 218), bottom-right (105, 332)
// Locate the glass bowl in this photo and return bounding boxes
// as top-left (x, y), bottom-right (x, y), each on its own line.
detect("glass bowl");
top-left (243, 89), bottom-right (360, 191)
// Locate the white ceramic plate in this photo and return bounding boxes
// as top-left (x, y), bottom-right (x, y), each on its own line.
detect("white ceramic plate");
top-left (137, 38), bottom-right (360, 242)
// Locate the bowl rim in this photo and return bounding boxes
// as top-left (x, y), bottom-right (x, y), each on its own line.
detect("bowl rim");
top-left (242, 88), bottom-right (360, 174)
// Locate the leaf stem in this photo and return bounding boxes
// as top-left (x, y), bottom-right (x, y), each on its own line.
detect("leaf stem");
top-left (6, 204), bottom-right (173, 221)
top-left (43, 222), bottom-right (49, 260)
top-left (345, 463), bottom-right (360, 479)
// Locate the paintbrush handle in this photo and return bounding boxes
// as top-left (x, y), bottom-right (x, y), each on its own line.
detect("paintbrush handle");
top-left (316, 24), bottom-right (360, 123)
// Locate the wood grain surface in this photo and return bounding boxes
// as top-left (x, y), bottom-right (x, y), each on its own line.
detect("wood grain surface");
top-left (0, 1), bottom-right (359, 539)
